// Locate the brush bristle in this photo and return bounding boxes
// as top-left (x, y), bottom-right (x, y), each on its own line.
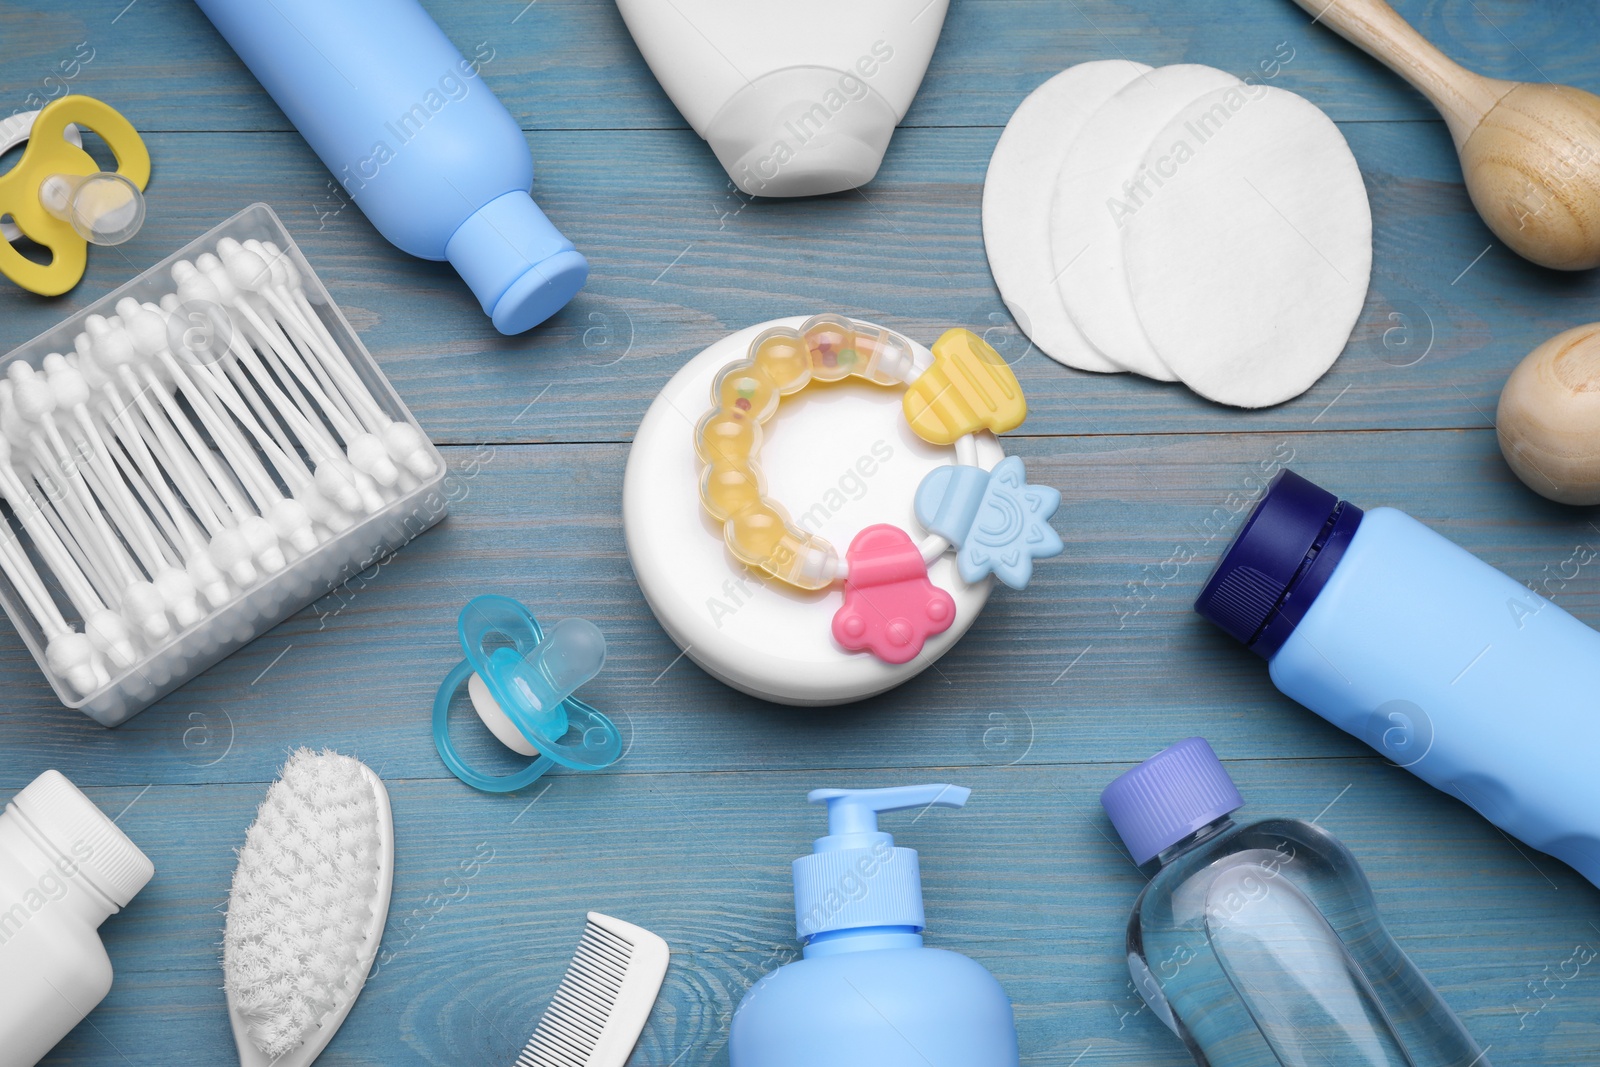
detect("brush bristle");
top-left (515, 919), bottom-right (636, 1067)
top-left (223, 748), bottom-right (382, 1059)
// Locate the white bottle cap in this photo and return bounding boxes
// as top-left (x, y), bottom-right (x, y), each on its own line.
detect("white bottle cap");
top-left (11, 770), bottom-right (154, 908)
top-left (704, 68), bottom-right (900, 198)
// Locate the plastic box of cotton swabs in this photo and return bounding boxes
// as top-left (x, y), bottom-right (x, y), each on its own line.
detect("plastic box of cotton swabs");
top-left (0, 203), bottom-right (446, 725)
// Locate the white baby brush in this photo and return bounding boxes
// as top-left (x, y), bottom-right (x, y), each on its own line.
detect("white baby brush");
top-left (223, 748), bottom-right (393, 1067)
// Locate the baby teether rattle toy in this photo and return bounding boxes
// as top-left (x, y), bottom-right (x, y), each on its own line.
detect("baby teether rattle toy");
top-left (0, 96), bottom-right (150, 296)
top-left (696, 315), bottom-right (1062, 664)
top-left (1290, 0), bottom-right (1600, 270)
top-left (433, 595), bottom-right (622, 793)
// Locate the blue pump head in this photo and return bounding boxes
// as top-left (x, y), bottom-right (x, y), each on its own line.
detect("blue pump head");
top-left (792, 784), bottom-right (970, 942)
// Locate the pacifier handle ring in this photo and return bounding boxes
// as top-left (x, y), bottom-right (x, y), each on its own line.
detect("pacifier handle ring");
top-left (432, 658), bottom-right (556, 794)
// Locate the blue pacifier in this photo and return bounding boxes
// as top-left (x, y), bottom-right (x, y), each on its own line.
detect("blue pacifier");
top-left (433, 594), bottom-right (622, 793)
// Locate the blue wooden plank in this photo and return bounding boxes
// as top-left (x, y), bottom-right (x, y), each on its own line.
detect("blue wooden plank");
top-left (0, 427), bottom-right (1596, 791)
top-left (42, 761), bottom-right (1600, 1065)
top-left (4, 125), bottom-right (1599, 443)
top-left (4, 0), bottom-right (1600, 1063)
top-left (4, 0), bottom-right (1598, 132)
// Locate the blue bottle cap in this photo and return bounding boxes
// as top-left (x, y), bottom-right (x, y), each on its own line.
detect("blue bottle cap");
top-left (791, 785), bottom-right (969, 941)
top-left (1194, 469), bottom-right (1363, 658)
top-left (1100, 737), bottom-right (1243, 865)
top-left (445, 190), bottom-right (588, 335)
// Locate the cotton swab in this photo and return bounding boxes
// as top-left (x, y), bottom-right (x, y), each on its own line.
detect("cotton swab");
top-left (0, 224), bottom-right (436, 705)
top-left (256, 242), bottom-right (436, 482)
top-left (7, 362), bottom-right (172, 642)
top-left (0, 432), bottom-right (138, 670)
top-left (247, 240), bottom-right (435, 479)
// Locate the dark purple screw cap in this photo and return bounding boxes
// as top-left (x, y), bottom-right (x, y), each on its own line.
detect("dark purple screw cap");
top-left (1101, 737), bottom-right (1244, 865)
top-left (1194, 469), bottom-right (1363, 659)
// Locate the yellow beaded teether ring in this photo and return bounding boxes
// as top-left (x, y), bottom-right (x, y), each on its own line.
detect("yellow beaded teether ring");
top-left (695, 315), bottom-right (1042, 664)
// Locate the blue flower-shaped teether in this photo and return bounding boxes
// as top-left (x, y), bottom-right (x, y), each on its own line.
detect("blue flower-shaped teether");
top-left (915, 456), bottom-right (1063, 589)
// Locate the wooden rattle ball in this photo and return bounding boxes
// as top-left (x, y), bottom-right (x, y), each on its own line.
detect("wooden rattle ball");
top-left (1497, 322), bottom-right (1600, 504)
top-left (1461, 84), bottom-right (1600, 272)
top-left (1291, 0), bottom-right (1600, 270)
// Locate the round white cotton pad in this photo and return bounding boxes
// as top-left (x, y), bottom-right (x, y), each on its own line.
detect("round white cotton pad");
top-left (1050, 64), bottom-right (1243, 381)
top-left (982, 60), bottom-right (1151, 373)
top-left (1123, 85), bottom-right (1372, 408)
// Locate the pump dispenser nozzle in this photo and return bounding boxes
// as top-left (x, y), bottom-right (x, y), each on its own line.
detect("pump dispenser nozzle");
top-left (808, 785), bottom-right (971, 848)
top-left (792, 784), bottom-right (970, 942)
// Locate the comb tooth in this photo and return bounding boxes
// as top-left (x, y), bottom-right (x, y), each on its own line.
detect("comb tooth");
top-left (514, 918), bottom-right (645, 1067)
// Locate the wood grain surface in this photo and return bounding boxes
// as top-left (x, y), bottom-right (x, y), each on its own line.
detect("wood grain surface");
top-left (2, 0), bottom-right (1600, 1064)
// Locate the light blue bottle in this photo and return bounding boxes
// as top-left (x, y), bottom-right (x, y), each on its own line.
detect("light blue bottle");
top-left (193, 0), bottom-right (587, 335)
top-left (1195, 468), bottom-right (1600, 890)
top-left (729, 785), bottom-right (1020, 1067)
top-left (1102, 737), bottom-right (1489, 1067)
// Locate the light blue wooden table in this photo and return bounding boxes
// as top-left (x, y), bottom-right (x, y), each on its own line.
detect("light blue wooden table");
top-left (3, 0), bottom-right (1600, 1063)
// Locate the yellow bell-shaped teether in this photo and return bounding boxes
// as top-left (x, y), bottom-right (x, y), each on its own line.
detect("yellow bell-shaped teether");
top-left (0, 96), bottom-right (150, 296)
top-left (903, 328), bottom-right (1027, 445)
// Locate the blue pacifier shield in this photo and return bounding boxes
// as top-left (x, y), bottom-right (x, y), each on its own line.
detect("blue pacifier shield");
top-left (433, 595), bottom-right (621, 793)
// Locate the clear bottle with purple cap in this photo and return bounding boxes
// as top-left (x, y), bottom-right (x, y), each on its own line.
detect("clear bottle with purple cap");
top-left (1102, 737), bottom-right (1488, 1067)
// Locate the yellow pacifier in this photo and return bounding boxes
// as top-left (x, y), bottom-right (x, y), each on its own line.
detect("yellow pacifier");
top-left (0, 96), bottom-right (150, 296)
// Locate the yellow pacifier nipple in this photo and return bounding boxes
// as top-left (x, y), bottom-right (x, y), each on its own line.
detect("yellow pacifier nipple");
top-left (0, 96), bottom-right (150, 296)
top-left (904, 328), bottom-right (1027, 445)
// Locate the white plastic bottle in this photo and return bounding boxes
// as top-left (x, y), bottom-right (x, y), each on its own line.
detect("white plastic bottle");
top-left (0, 770), bottom-right (154, 1067)
top-left (613, 0), bottom-right (948, 197)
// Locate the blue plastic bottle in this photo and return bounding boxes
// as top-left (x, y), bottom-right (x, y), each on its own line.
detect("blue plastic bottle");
top-left (193, 0), bottom-right (587, 335)
top-left (1103, 737), bottom-right (1489, 1067)
top-left (1196, 468), bottom-right (1600, 890)
top-left (729, 785), bottom-right (1020, 1067)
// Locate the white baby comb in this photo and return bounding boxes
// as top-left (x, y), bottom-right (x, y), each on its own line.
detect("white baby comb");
top-left (513, 912), bottom-right (670, 1067)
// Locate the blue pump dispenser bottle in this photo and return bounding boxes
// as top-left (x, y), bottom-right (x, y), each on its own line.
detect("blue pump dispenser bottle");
top-left (1196, 469), bottom-right (1600, 890)
top-left (193, 0), bottom-right (588, 335)
top-left (729, 785), bottom-right (1020, 1067)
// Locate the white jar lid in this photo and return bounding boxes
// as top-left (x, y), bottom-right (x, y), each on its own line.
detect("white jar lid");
top-left (12, 770), bottom-right (153, 908)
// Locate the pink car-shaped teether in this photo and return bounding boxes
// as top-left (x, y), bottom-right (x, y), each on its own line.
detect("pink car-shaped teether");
top-left (832, 525), bottom-right (956, 664)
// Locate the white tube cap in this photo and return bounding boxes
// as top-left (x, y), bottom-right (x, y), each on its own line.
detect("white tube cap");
top-left (11, 770), bottom-right (154, 908)
top-left (705, 67), bottom-right (900, 198)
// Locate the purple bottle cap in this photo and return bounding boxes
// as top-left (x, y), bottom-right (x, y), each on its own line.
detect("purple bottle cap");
top-left (1101, 737), bottom-right (1244, 865)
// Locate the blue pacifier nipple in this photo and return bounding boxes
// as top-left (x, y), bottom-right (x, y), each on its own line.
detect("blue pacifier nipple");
top-left (433, 595), bottom-right (622, 793)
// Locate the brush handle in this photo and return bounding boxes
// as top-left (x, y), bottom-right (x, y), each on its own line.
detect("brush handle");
top-left (1289, 0), bottom-right (1515, 146)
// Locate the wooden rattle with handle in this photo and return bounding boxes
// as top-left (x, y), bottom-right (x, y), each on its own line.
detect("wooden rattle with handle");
top-left (1290, 0), bottom-right (1600, 270)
